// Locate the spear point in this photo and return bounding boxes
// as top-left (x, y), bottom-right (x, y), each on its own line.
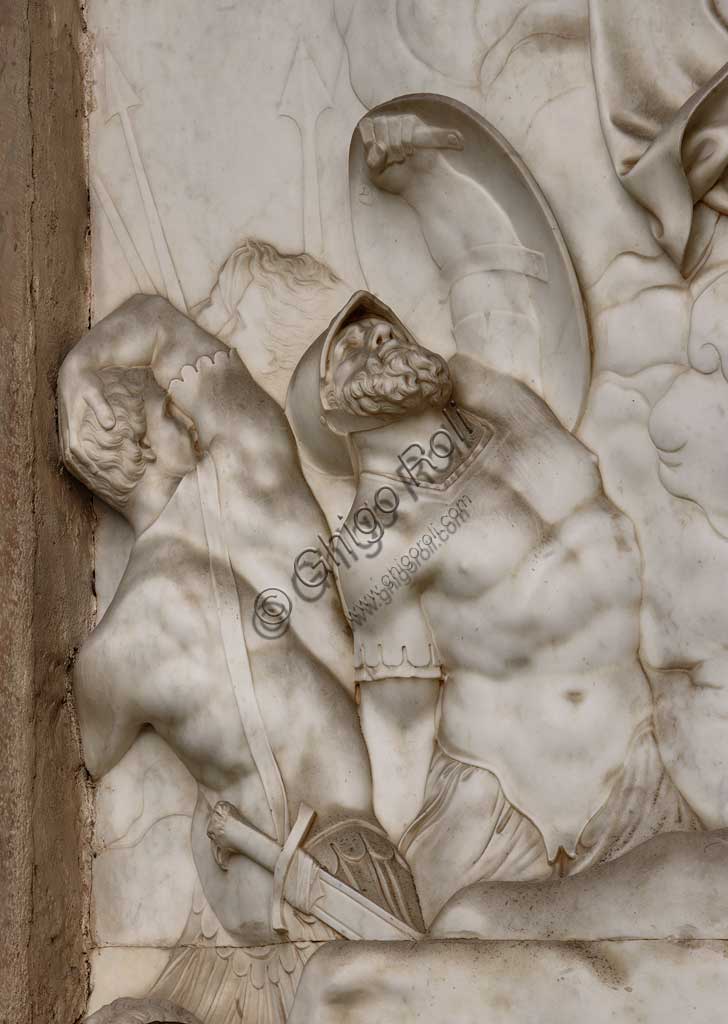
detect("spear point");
top-left (279, 39), bottom-right (332, 126)
top-left (104, 46), bottom-right (141, 123)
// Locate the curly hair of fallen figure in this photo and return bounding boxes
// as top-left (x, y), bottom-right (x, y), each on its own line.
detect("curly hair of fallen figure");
top-left (84, 996), bottom-right (203, 1024)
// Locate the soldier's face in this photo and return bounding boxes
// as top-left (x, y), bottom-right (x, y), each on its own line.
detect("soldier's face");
top-left (330, 317), bottom-right (410, 394)
top-left (329, 316), bottom-right (451, 417)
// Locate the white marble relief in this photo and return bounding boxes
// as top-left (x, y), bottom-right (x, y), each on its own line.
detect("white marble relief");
top-left (67, 0), bottom-right (728, 1020)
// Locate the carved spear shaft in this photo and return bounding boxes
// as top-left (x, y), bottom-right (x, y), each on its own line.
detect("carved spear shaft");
top-left (104, 47), bottom-right (187, 312)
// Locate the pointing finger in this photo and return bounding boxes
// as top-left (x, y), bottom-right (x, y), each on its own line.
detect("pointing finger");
top-left (412, 125), bottom-right (464, 153)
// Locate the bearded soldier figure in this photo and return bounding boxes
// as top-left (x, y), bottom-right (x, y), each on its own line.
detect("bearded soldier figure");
top-left (287, 290), bottom-right (701, 925)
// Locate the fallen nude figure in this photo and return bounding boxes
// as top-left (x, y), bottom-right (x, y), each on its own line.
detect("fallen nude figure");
top-left (285, 832), bottom-right (728, 1023)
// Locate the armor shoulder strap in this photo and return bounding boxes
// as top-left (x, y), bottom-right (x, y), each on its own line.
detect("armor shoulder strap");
top-left (196, 455), bottom-right (289, 843)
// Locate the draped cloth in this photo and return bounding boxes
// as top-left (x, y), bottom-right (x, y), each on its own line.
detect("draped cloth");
top-left (589, 0), bottom-right (728, 275)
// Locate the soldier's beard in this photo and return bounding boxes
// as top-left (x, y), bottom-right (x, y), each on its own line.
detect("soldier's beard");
top-left (338, 343), bottom-right (452, 417)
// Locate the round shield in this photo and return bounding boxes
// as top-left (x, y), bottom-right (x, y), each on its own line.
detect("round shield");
top-left (348, 93), bottom-right (591, 431)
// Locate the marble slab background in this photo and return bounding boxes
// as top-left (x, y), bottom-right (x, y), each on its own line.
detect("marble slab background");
top-left (85, 0), bottom-right (728, 1015)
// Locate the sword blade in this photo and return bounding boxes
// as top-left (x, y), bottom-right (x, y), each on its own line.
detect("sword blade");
top-left (311, 865), bottom-right (423, 941)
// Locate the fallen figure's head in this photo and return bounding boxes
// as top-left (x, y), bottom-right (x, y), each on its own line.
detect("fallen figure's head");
top-left (85, 997), bottom-right (202, 1024)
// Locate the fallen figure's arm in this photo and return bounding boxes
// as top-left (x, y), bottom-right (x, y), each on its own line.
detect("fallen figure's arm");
top-left (430, 828), bottom-right (728, 940)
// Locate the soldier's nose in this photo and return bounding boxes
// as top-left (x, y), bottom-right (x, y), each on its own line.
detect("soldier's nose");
top-left (371, 323), bottom-right (395, 348)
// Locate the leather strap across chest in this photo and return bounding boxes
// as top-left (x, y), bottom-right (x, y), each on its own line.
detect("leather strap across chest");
top-left (196, 455), bottom-right (289, 844)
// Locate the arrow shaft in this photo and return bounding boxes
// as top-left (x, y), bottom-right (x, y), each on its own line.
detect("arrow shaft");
top-left (119, 107), bottom-right (187, 312)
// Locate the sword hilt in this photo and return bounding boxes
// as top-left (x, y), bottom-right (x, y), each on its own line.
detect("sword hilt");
top-left (206, 800), bottom-right (281, 871)
top-left (207, 800), bottom-right (318, 936)
top-left (271, 804), bottom-right (317, 933)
